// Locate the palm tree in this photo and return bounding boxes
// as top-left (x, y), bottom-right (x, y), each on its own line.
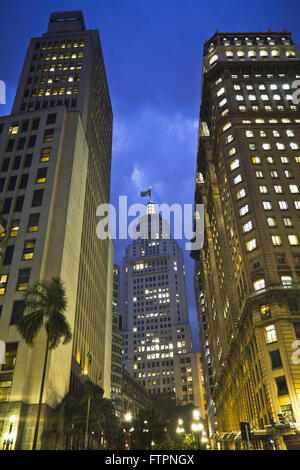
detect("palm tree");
top-left (16, 276), bottom-right (72, 450)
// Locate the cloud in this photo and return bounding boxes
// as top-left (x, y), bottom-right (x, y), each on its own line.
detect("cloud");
top-left (130, 163), bottom-right (146, 192)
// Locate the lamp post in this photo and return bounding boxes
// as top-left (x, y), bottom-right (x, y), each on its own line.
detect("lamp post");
top-left (191, 421), bottom-right (203, 448)
top-left (176, 418), bottom-right (185, 435)
top-left (3, 416), bottom-right (16, 450)
top-left (124, 412), bottom-right (133, 450)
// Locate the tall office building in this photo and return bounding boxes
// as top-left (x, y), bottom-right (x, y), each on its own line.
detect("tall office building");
top-left (122, 201), bottom-right (204, 410)
top-left (110, 264), bottom-right (123, 416)
top-left (192, 30), bottom-right (300, 449)
top-left (0, 11), bottom-right (113, 449)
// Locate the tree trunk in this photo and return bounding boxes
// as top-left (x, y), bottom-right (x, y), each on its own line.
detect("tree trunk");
top-left (32, 337), bottom-right (50, 450)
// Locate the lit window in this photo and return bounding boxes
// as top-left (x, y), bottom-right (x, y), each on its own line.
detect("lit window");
top-left (40, 147), bottom-right (51, 162)
top-left (260, 50), bottom-right (268, 57)
top-left (22, 240), bottom-right (36, 260)
top-left (283, 217), bottom-right (293, 227)
top-left (256, 171), bottom-right (264, 178)
top-left (236, 188), bottom-right (246, 200)
top-left (226, 134), bottom-right (234, 144)
top-left (267, 217), bottom-right (276, 227)
top-left (233, 174), bottom-right (242, 185)
top-left (246, 130), bottom-right (254, 138)
top-left (236, 95), bottom-right (244, 101)
top-left (272, 235), bottom-right (282, 246)
top-left (249, 94), bottom-right (256, 101)
top-left (274, 185), bottom-right (283, 193)
top-left (261, 94), bottom-right (269, 101)
top-left (278, 201), bottom-right (288, 210)
top-left (252, 156), bottom-right (261, 164)
top-left (281, 275), bottom-right (293, 287)
top-left (259, 185), bottom-right (268, 194)
top-left (223, 122), bottom-right (232, 132)
top-left (230, 159), bottom-right (240, 170)
top-left (240, 204), bottom-right (249, 216)
top-left (219, 98), bottom-right (227, 107)
top-left (246, 238), bottom-right (257, 252)
top-left (290, 185), bottom-right (299, 193)
top-left (262, 143), bottom-right (271, 150)
top-left (288, 235), bottom-right (299, 246)
top-left (265, 324), bottom-right (277, 344)
top-left (290, 142), bottom-right (299, 149)
top-left (209, 54), bottom-right (218, 65)
top-left (36, 168), bottom-right (47, 184)
top-left (248, 50), bottom-right (256, 57)
top-left (260, 304), bottom-right (271, 318)
top-left (27, 213), bottom-right (40, 232)
top-left (217, 87), bottom-right (225, 97)
top-left (294, 201), bottom-right (300, 209)
top-left (10, 220), bottom-right (20, 238)
top-left (243, 221), bottom-right (253, 232)
top-left (263, 201), bottom-right (272, 210)
top-left (254, 278), bottom-right (265, 291)
top-left (271, 50), bottom-right (280, 57)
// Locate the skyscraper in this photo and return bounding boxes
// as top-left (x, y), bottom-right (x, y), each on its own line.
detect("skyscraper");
top-left (193, 30), bottom-right (300, 449)
top-left (110, 264), bottom-right (123, 416)
top-left (0, 11), bottom-right (113, 449)
top-left (122, 201), bottom-right (204, 410)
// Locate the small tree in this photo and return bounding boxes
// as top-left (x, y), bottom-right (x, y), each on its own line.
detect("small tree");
top-left (16, 276), bottom-right (72, 450)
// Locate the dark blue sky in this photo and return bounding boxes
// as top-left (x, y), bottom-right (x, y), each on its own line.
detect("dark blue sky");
top-left (1, 0), bottom-right (300, 349)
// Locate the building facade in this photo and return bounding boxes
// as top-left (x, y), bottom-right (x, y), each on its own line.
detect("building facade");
top-left (122, 201), bottom-right (204, 410)
top-left (0, 11), bottom-right (113, 449)
top-left (193, 30), bottom-right (300, 449)
top-left (111, 264), bottom-right (123, 416)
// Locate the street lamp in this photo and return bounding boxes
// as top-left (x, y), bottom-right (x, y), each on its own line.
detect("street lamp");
top-left (176, 419), bottom-right (185, 434)
top-left (191, 421), bottom-right (203, 448)
top-left (3, 416), bottom-right (16, 450)
top-left (124, 412), bottom-right (133, 450)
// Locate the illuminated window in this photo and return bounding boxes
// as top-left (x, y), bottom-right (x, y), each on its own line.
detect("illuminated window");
top-left (290, 185), bottom-right (299, 194)
top-left (272, 235), bottom-right (282, 246)
top-left (283, 217), bottom-right (293, 227)
top-left (243, 221), bottom-right (253, 232)
top-left (209, 54), bottom-right (218, 65)
top-left (263, 201), bottom-right (272, 210)
top-left (27, 213), bottom-right (40, 232)
top-left (256, 180), bottom-right (268, 192)
top-left (40, 147), bottom-right (51, 162)
top-left (288, 235), bottom-right (299, 246)
top-left (230, 159), bottom-right (240, 170)
top-left (22, 240), bottom-right (36, 260)
top-left (260, 304), bottom-right (271, 318)
top-left (16, 268), bottom-right (30, 291)
top-left (246, 238), bottom-right (257, 252)
top-left (9, 220), bottom-right (20, 238)
top-left (236, 188), bottom-right (246, 200)
top-left (239, 205), bottom-right (249, 216)
top-left (43, 129), bottom-right (54, 143)
top-left (223, 122), bottom-right (232, 132)
top-left (254, 278), bottom-right (265, 291)
top-left (281, 275), bottom-right (293, 286)
top-left (265, 324), bottom-right (277, 344)
top-left (267, 217), bottom-right (276, 227)
top-left (278, 201), bottom-right (288, 210)
top-left (36, 168), bottom-right (47, 184)
top-left (233, 174), bottom-right (242, 185)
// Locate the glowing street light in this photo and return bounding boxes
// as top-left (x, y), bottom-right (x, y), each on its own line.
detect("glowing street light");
top-left (3, 416), bottom-right (16, 450)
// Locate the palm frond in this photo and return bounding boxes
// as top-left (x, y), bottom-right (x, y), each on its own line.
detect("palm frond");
top-left (45, 310), bottom-right (72, 350)
top-left (16, 309), bottom-right (44, 347)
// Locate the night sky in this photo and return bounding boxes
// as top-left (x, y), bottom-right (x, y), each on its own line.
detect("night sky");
top-left (1, 0), bottom-right (300, 350)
